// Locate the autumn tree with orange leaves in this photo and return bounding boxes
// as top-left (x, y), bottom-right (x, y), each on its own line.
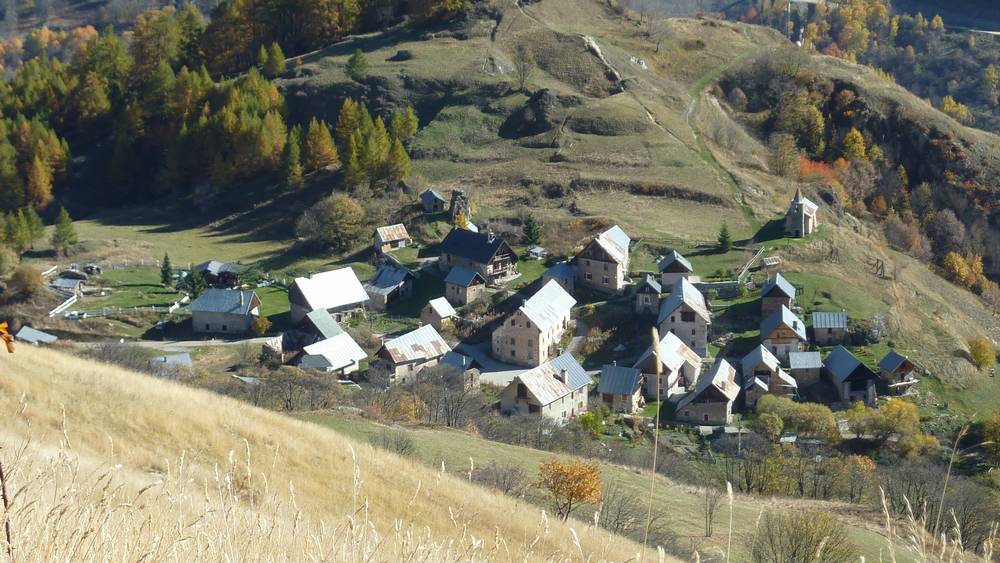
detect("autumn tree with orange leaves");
top-left (536, 458), bottom-right (602, 521)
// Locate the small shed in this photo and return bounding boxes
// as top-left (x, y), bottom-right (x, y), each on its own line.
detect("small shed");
top-left (440, 350), bottom-right (481, 390)
top-left (528, 246), bottom-right (547, 260)
top-left (634, 274), bottom-right (661, 315)
top-left (788, 351), bottom-right (822, 386)
top-left (824, 345), bottom-right (878, 405)
top-left (421, 297), bottom-right (457, 331)
top-left (299, 332), bottom-right (368, 376)
top-left (420, 189), bottom-right (446, 213)
top-left (195, 260), bottom-right (249, 288)
top-left (363, 265), bottom-right (414, 311)
top-left (811, 311), bottom-right (848, 346)
top-left (444, 266), bottom-right (486, 306)
top-left (597, 364), bottom-right (644, 413)
top-left (15, 326), bottom-right (58, 345)
top-left (373, 224), bottom-right (412, 253)
top-left (877, 351), bottom-right (920, 395)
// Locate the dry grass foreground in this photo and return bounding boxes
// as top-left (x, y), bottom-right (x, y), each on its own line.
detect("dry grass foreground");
top-left (0, 346), bottom-right (663, 561)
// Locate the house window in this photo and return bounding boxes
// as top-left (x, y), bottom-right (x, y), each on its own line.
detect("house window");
top-left (602, 276), bottom-right (610, 285)
top-left (528, 404), bottom-right (540, 414)
top-left (205, 324), bottom-right (210, 330)
top-left (684, 410), bottom-right (690, 417)
top-left (703, 413), bottom-right (709, 422)
top-left (691, 329), bottom-right (696, 335)
top-left (603, 263), bottom-right (608, 271)
top-left (643, 296), bottom-right (650, 304)
top-left (585, 273), bottom-right (592, 280)
top-left (510, 350), bottom-right (516, 358)
top-left (585, 260), bottom-right (591, 266)
top-left (517, 384), bottom-right (527, 399)
top-left (681, 311), bottom-right (696, 322)
top-left (670, 316), bottom-right (675, 323)
top-left (222, 325), bottom-right (228, 331)
top-left (509, 337), bottom-right (515, 345)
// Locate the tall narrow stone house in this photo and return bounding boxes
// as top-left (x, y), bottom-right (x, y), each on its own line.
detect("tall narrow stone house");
top-left (760, 272), bottom-right (796, 316)
top-left (632, 331), bottom-right (702, 399)
top-left (572, 225), bottom-right (631, 293)
top-left (759, 305), bottom-right (808, 363)
top-left (492, 280), bottom-right (576, 367)
top-left (657, 278), bottom-right (712, 357)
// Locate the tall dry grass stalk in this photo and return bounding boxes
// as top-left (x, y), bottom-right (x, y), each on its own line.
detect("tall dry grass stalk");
top-left (879, 487), bottom-right (999, 563)
top-left (0, 346), bottom-right (659, 562)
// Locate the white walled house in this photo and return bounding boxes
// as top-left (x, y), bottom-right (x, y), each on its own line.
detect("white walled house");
top-left (492, 280), bottom-right (575, 367)
top-left (657, 278), bottom-right (712, 357)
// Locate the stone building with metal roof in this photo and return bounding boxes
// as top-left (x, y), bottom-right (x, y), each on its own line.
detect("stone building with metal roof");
top-left (596, 364), bottom-right (644, 413)
top-left (491, 280), bottom-right (576, 367)
top-left (499, 353), bottom-right (590, 423)
top-left (189, 289), bottom-right (260, 334)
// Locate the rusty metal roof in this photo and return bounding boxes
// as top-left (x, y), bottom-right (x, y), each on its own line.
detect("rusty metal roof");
top-left (381, 324), bottom-right (452, 364)
top-left (632, 331), bottom-right (701, 374)
top-left (677, 358), bottom-right (739, 411)
top-left (514, 352), bottom-right (590, 406)
top-left (375, 223), bottom-right (411, 243)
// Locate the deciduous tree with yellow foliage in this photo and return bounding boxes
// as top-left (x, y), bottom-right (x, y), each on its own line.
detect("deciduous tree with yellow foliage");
top-left (536, 458), bottom-right (602, 521)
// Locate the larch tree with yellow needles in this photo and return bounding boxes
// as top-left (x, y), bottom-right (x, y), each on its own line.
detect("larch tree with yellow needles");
top-left (536, 458), bottom-right (602, 521)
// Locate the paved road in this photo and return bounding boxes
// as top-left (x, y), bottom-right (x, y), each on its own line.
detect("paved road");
top-left (128, 336), bottom-right (274, 352)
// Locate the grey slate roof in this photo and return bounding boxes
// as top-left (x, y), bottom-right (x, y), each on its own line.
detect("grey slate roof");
top-left (15, 326), bottom-right (57, 344)
top-left (520, 280), bottom-right (576, 332)
top-left (364, 265), bottom-right (412, 296)
top-left (195, 260), bottom-right (248, 276)
top-left (760, 305), bottom-right (807, 341)
top-left (761, 272), bottom-right (796, 300)
top-left (812, 311), bottom-right (848, 330)
top-left (597, 364), bottom-right (642, 395)
top-left (189, 289), bottom-right (258, 315)
top-left (543, 261), bottom-right (576, 281)
top-left (657, 278), bottom-right (711, 325)
top-left (305, 308), bottom-right (344, 339)
top-left (741, 345), bottom-right (781, 376)
top-left (878, 351), bottom-right (910, 372)
top-left (441, 350), bottom-right (475, 371)
top-left (657, 250), bottom-right (693, 273)
top-left (825, 345), bottom-right (876, 384)
top-left (445, 265), bottom-right (486, 287)
top-left (420, 189), bottom-right (445, 204)
top-left (789, 351), bottom-right (822, 370)
top-left (440, 228), bottom-right (511, 265)
top-left (637, 273), bottom-right (662, 294)
top-left (514, 352), bottom-right (590, 406)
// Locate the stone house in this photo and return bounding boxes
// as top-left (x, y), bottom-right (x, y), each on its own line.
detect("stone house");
top-left (440, 350), bottom-right (481, 390)
top-left (373, 224), bottom-right (412, 253)
top-left (542, 261), bottom-right (576, 294)
top-left (572, 225), bottom-right (631, 293)
top-left (635, 274), bottom-right (661, 315)
top-left (824, 345), bottom-right (878, 405)
top-left (760, 272), bottom-right (796, 316)
top-left (760, 305), bottom-right (808, 363)
top-left (439, 228), bottom-right (518, 285)
top-left (675, 359), bottom-right (739, 425)
top-left (420, 297), bottom-right (457, 331)
top-left (190, 289), bottom-right (261, 334)
top-left (597, 364), bottom-right (644, 413)
top-left (657, 250), bottom-right (694, 288)
top-left (499, 353), bottom-right (590, 423)
top-left (784, 187), bottom-right (819, 238)
top-left (419, 189), bottom-right (446, 213)
top-left (632, 331), bottom-right (702, 399)
top-left (788, 351), bottom-right (823, 387)
top-left (741, 345), bottom-right (798, 408)
top-left (492, 280), bottom-right (575, 367)
top-left (811, 311), bottom-right (848, 346)
top-left (298, 332), bottom-right (368, 377)
top-left (877, 351), bottom-right (921, 395)
top-left (444, 266), bottom-right (486, 305)
top-left (373, 325), bottom-right (452, 385)
top-left (657, 278), bottom-right (712, 357)
top-left (289, 268), bottom-right (370, 324)
top-left (363, 264), bottom-right (414, 311)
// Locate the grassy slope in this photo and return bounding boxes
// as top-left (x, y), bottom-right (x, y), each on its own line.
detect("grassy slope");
top-left (300, 411), bottom-right (908, 561)
top-left (0, 346), bottom-right (655, 560)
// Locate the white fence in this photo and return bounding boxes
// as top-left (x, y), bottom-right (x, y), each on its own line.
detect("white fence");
top-left (48, 295), bottom-right (78, 317)
top-left (40, 265), bottom-right (58, 277)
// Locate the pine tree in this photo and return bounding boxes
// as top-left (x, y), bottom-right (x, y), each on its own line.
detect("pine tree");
top-left (160, 253), bottom-right (172, 286)
top-left (523, 214), bottom-right (541, 245)
top-left (346, 48), bottom-right (369, 81)
top-left (304, 118), bottom-right (339, 171)
top-left (263, 42), bottom-right (286, 77)
top-left (258, 44), bottom-right (269, 68)
top-left (187, 266), bottom-right (206, 298)
top-left (6, 211), bottom-right (30, 254)
top-left (335, 98), bottom-right (359, 149)
top-left (76, 71), bottom-right (112, 123)
top-left (24, 206), bottom-right (44, 248)
top-left (718, 222), bottom-right (732, 252)
top-left (50, 206), bottom-right (77, 256)
top-left (386, 138), bottom-right (411, 185)
top-left (390, 106), bottom-right (419, 144)
top-left (841, 128), bottom-right (867, 161)
top-left (26, 156), bottom-right (53, 209)
top-left (362, 116), bottom-right (390, 180)
top-left (284, 125), bottom-right (304, 186)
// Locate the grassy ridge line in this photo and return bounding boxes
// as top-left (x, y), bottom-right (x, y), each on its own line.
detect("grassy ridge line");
top-left (300, 411), bottom-right (907, 561)
top-left (0, 346), bottom-right (657, 560)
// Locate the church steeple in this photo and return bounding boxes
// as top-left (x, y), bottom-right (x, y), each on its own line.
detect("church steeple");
top-left (793, 186), bottom-right (803, 202)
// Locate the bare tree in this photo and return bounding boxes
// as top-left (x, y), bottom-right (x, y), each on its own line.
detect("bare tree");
top-left (700, 486), bottom-right (723, 537)
top-left (472, 462), bottom-right (527, 497)
top-left (512, 44), bottom-right (534, 92)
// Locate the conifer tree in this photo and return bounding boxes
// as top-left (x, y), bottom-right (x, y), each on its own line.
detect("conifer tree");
top-left (24, 206), bottom-right (44, 248)
top-left (284, 125), bottom-right (304, 186)
top-left (50, 206), bottom-right (77, 256)
top-left (187, 266), bottom-right (206, 297)
top-left (523, 214), bottom-right (541, 245)
top-left (390, 106), bottom-right (419, 144)
top-left (258, 44), bottom-right (269, 68)
top-left (718, 222), bottom-right (732, 252)
top-left (335, 98), bottom-right (359, 149)
top-left (263, 42), bottom-right (286, 77)
top-left (386, 138), bottom-right (411, 185)
top-left (26, 156), bottom-right (53, 209)
top-left (6, 211), bottom-right (30, 254)
top-left (346, 48), bottom-right (369, 81)
top-left (304, 118), bottom-right (339, 171)
top-left (161, 253), bottom-right (172, 286)
top-left (841, 128), bottom-right (867, 161)
top-left (362, 116), bottom-right (390, 180)
top-left (343, 134), bottom-right (366, 188)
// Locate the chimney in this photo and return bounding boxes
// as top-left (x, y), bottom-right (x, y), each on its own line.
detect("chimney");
top-left (487, 229), bottom-right (496, 244)
top-left (240, 291), bottom-right (245, 308)
top-left (555, 368), bottom-right (567, 383)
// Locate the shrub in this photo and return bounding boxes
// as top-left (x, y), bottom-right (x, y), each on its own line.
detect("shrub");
top-left (251, 317), bottom-right (272, 336)
top-left (472, 462), bottom-right (527, 497)
top-left (751, 412), bottom-right (783, 442)
top-left (968, 336), bottom-right (996, 370)
top-left (296, 194), bottom-right (366, 251)
top-left (7, 266), bottom-right (43, 299)
top-left (749, 511), bottom-right (859, 562)
top-left (368, 429), bottom-right (415, 457)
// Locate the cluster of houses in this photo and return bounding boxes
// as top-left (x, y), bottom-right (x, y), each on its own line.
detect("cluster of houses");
top-left (175, 186), bottom-right (920, 430)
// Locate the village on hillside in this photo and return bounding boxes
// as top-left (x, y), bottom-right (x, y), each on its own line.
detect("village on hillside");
top-left (18, 184), bottom-right (921, 436)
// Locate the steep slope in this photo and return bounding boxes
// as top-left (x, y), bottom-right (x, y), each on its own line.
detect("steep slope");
top-left (0, 346), bottom-right (655, 560)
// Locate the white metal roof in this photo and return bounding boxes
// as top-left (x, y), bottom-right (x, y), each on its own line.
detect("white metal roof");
top-left (593, 225), bottom-right (631, 265)
top-left (520, 280), bottom-right (576, 332)
top-left (293, 268), bottom-right (370, 311)
top-left (632, 331), bottom-right (701, 374)
top-left (677, 358), bottom-right (739, 410)
top-left (301, 332), bottom-right (367, 372)
top-left (381, 324), bottom-right (452, 364)
top-left (427, 297), bottom-right (457, 318)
